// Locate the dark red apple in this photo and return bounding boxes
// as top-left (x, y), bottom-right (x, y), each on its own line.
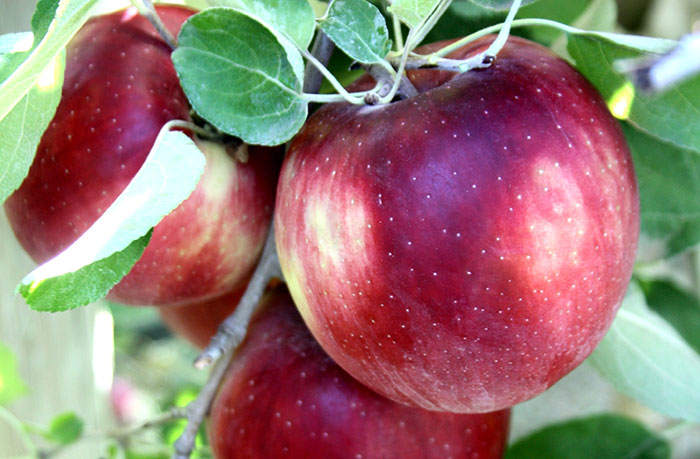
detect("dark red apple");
top-left (208, 285), bottom-right (510, 458)
top-left (4, 6), bottom-right (281, 306)
top-left (274, 36), bottom-right (639, 413)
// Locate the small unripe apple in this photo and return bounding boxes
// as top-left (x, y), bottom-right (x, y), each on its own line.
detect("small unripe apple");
top-left (275, 36), bottom-right (639, 412)
top-left (4, 6), bottom-right (281, 306)
top-left (208, 285), bottom-right (511, 458)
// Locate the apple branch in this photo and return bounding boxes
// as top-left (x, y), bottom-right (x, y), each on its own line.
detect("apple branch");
top-left (131, 0), bottom-right (178, 50)
top-left (173, 344), bottom-right (235, 459)
top-left (171, 228), bottom-right (281, 458)
top-left (171, 32), bottom-right (340, 457)
top-left (194, 228), bottom-right (282, 369)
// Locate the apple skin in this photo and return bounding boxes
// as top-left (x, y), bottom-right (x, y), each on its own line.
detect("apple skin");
top-left (208, 285), bottom-right (511, 459)
top-left (274, 36), bottom-right (639, 413)
top-left (4, 6), bottom-right (281, 306)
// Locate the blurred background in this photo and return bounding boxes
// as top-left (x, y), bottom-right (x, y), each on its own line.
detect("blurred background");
top-left (1, 0), bottom-right (700, 457)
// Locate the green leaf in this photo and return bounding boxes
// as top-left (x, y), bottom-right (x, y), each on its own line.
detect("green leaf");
top-left (624, 123), bottom-right (700, 257)
top-left (18, 232), bottom-right (151, 312)
top-left (389, 0), bottom-right (441, 29)
top-left (469, 0), bottom-right (540, 11)
top-left (0, 342), bottom-right (28, 405)
top-left (567, 0), bottom-right (617, 32)
top-left (517, 0), bottom-right (592, 45)
top-left (18, 130), bottom-right (205, 311)
top-left (520, 0), bottom-right (618, 51)
top-left (320, 0), bottom-right (392, 64)
top-left (32, 0), bottom-right (61, 44)
top-left (640, 280), bottom-right (700, 356)
top-left (0, 0), bottom-right (99, 123)
top-left (0, 51), bottom-right (65, 205)
top-left (209, 0), bottom-right (315, 50)
top-left (173, 8), bottom-right (307, 146)
top-left (566, 33), bottom-right (700, 153)
top-left (588, 282), bottom-right (700, 422)
top-left (506, 414), bottom-right (670, 459)
top-left (45, 412), bottom-right (83, 445)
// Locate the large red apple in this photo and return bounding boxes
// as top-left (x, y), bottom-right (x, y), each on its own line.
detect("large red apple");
top-left (274, 36), bottom-right (639, 413)
top-left (208, 285), bottom-right (510, 458)
top-left (4, 6), bottom-right (281, 306)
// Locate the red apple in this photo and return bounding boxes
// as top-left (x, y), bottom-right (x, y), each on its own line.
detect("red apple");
top-left (274, 36), bottom-right (639, 413)
top-left (208, 285), bottom-right (511, 458)
top-left (4, 6), bottom-right (281, 306)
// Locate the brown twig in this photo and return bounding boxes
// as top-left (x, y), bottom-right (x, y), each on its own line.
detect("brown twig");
top-left (171, 26), bottom-right (337, 459)
top-left (194, 228), bottom-right (281, 369)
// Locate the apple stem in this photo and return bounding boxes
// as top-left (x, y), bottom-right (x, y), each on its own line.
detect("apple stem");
top-left (132, 0), bottom-right (178, 50)
top-left (392, 12), bottom-right (405, 51)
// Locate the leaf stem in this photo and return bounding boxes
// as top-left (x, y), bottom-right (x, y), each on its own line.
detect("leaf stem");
top-left (405, 0), bottom-right (453, 53)
top-left (303, 31), bottom-right (335, 94)
top-left (300, 47), bottom-right (366, 104)
top-left (392, 11), bottom-right (404, 51)
top-left (475, 0), bottom-right (522, 67)
top-left (301, 86), bottom-right (381, 103)
top-left (378, 28), bottom-right (416, 103)
top-left (131, 0), bottom-right (178, 50)
top-left (432, 18), bottom-right (579, 61)
top-left (397, 16), bottom-right (597, 72)
top-left (0, 405), bottom-right (37, 457)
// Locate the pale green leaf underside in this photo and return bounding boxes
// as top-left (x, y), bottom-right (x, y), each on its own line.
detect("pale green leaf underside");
top-left (19, 233), bottom-right (151, 312)
top-left (0, 51), bottom-right (64, 205)
top-left (389, 0), bottom-right (441, 29)
top-left (174, 8), bottom-right (306, 146)
top-left (471, 0), bottom-right (540, 11)
top-left (210, 0), bottom-right (315, 50)
top-left (588, 282), bottom-right (700, 422)
top-left (19, 130), bottom-right (205, 311)
top-left (0, 0), bottom-right (99, 123)
top-left (320, 0), bottom-right (392, 64)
